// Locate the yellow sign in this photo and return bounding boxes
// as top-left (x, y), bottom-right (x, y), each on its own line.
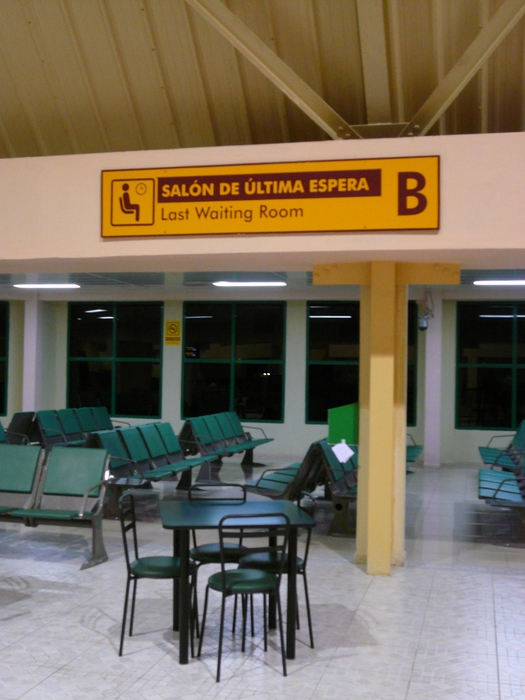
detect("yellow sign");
top-left (101, 157), bottom-right (439, 237)
top-left (164, 320), bottom-right (181, 346)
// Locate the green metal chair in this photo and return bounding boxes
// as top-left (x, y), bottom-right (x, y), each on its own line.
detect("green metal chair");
top-left (198, 512), bottom-right (290, 682)
top-left (118, 491), bottom-right (197, 656)
top-left (189, 483), bottom-right (249, 636)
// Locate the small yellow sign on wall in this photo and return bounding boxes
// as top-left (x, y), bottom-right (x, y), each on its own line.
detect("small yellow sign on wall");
top-left (101, 156), bottom-right (439, 238)
top-left (165, 321), bottom-right (181, 346)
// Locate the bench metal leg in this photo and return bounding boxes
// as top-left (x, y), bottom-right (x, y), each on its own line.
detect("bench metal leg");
top-left (328, 498), bottom-right (355, 537)
top-left (81, 516), bottom-right (109, 570)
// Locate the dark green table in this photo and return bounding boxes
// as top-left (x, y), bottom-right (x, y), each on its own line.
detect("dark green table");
top-left (159, 498), bottom-right (315, 665)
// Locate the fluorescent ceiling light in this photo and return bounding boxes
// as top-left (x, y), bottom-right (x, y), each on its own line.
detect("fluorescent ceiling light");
top-left (213, 281), bottom-right (287, 287)
top-left (185, 315), bottom-right (213, 319)
top-left (473, 280), bottom-right (525, 286)
top-left (309, 315), bottom-right (352, 319)
top-left (13, 283), bottom-right (80, 289)
top-left (98, 316), bottom-right (114, 320)
top-left (479, 314), bottom-right (525, 318)
top-left (85, 308), bottom-right (107, 313)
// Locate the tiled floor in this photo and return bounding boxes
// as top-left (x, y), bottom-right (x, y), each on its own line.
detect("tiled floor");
top-left (1, 457), bottom-right (525, 699)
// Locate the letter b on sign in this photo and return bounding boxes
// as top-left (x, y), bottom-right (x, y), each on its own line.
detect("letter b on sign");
top-left (398, 172), bottom-right (427, 215)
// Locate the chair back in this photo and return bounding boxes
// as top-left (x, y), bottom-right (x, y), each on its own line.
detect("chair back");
top-left (218, 513), bottom-right (290, 592)
top-left (88, 430), bottom-right (132, 475)
top-left (0, 421), bottom-right (6, 443)
top-left (36, 410), bottom-right (66, 447)
top-left (74, 407), bottom-right (99, 434)
top-left (155, 423), bottom-right (185, 461)
top-left (118, 491), bottom-right (140, 574)
top-left (56, 409), bottom-right (84, 442)
top-left (118, 427), bottom-right (151, 465)
top-left (92, 406), bottom-right (114, 431)
top-left (0, 444), bottom-right (43, 507)
top-left (138, 424), bottom-right (169, 464)
top-left (42, 447), bottom-right (109, 498)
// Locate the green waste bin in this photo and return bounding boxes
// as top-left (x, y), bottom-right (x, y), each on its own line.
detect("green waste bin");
top-left (328, 403), bottom-right (359, 445)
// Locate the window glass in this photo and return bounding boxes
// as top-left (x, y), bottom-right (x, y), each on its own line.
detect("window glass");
top-left (234, 363), bottom-right (283, 420)
top-left (115, 362), bottom-right (160, 416)
top-left (69, 304), bottom-right (113, 358)
top-left (68, 360), bottom-right (112, 410)
top-left (235, 304), bottom-right (284, 360)
top-left (68, 302), bottom-right (162, 418)
top-left (116, 304), bottom-right (162, 358)
top-left (516, 304), bottom-right (525, 362)
top-left (0, 303), bottom-right (8, 357)
top-left (457, 366), bottom-right (512, 428)
top-left (183, 363), bottom-right (231, 417)
top-left (307, 364), bottom-right (359, 423)
top-left (308, 303), bottom-right (359, 361)
top-left (184, 303), bottom-right (232, 359)
top-left (182, 302), bottom-right (285, 421)
top-left (457, 303), bottom-right (513, 364)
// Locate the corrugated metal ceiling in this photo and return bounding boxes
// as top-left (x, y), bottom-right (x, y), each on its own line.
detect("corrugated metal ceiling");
top-left (2, 0), bottom-right (525, 291)
top-left (1, 0), bottom-right (524, 159)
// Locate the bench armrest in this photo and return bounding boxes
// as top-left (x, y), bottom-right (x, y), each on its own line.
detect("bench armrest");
top-left (242, 425), bottom-right (269, 439)
top-left (486, 434), bottom-right (513, 448)
top-left (78, 479), bottom-right (107, 518)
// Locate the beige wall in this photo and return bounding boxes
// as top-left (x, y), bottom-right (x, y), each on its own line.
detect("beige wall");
top-left (2, 132), bottom-right (525, 274)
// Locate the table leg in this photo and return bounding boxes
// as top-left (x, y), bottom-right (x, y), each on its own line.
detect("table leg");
top-left (178, 529), bottom-right (190, 665)
top-left (286, 529), bottom-right (298, 660)
top-left (172, 531), bottom-right (180, 632)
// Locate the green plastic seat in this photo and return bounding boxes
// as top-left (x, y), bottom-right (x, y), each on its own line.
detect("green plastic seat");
top-left (198, 512), bottom-right (290, 682)
top-left (118, 492), bottom-right (197, 656)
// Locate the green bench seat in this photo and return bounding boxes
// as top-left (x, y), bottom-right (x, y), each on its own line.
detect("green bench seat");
top-left (2, 446), bottom-right (110, 569)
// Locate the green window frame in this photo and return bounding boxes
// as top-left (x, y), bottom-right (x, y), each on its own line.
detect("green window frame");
top-left (182, 301), bottom-right (285, 422)
top-left (67, 301), bottom-right (163, 419)
top-left (0, 302), bottom-right (9, 416)
top-left (306, 300), bottom-right (418, 425)
top-left (456, 301), bottom-right (525, 429)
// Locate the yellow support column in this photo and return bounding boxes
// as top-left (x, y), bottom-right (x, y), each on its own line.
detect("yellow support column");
top-left (392, 281), bottom-right (408, 566)
top-left (354, 284), bottom-right (370, 564)
top-left (365, 261), bottom-right (396, 574)
top-left (313, 261), bottom-right (460, 575)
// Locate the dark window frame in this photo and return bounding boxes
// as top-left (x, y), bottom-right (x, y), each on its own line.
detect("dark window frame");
top-left (0, 301), bottom-right (9, 416)
top-left (182, 301), bottom-right (286, 422)
top-left (305, 300), bottom-right (418, 425)
top-left (456, 300), bottom-right (524, 430)
top-left (67, 301), bottom-right (163, 419)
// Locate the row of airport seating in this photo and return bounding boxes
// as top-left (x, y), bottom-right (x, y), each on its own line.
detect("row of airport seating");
top-left (0, 444), bottom-right (110, 569)
top-left (477, 420), bottom-right (525, 508)
top-left (245, 438), bottom-right (358, 535)
top-left (179, 411), bottom-right (273, 468)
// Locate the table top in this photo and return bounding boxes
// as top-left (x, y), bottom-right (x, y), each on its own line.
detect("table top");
top-left (158, 498), bottom-right (315, 530)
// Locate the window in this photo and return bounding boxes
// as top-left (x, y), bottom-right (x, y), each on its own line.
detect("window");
top-left (0, 302), bottom-right (8, 415)
top-left (306, 300), bottom-right (418, 424)
top-left (456, 302), bottom-right (525, 428)
top-left (68, 302), bottom-right (162, 418)
top-left (183, 302), bottom-right (285, 421)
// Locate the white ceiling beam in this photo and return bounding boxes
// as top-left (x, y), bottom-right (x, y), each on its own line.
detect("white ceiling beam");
top-left (183, 0), bottom-right (359, 139)
top-left (356, 0), bottom-right (392, 123)
top-left (400, 0), bottom-right (525, 136)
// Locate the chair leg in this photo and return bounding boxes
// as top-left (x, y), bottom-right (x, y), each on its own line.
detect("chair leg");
top-left (276, 592), bottom-right (287, 677)
top-left (232, 594), bottom-right (238, 633)
top-left (129, 578), bottom-right (138, 636)
top-left (302, 572), bottom-right (315, 649)
top-left (241, 595), bottom-right (248, 653)
top-left (263, 594), bottom-right (268, 651)
top-left (250, 595), bottom-right (254, 637)
top-left (217, 595), bottom-right (227, 683)
top-left (119, 577), bottom-right (131, 656)
top-left (197, 585), bottom-right (210, 658)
